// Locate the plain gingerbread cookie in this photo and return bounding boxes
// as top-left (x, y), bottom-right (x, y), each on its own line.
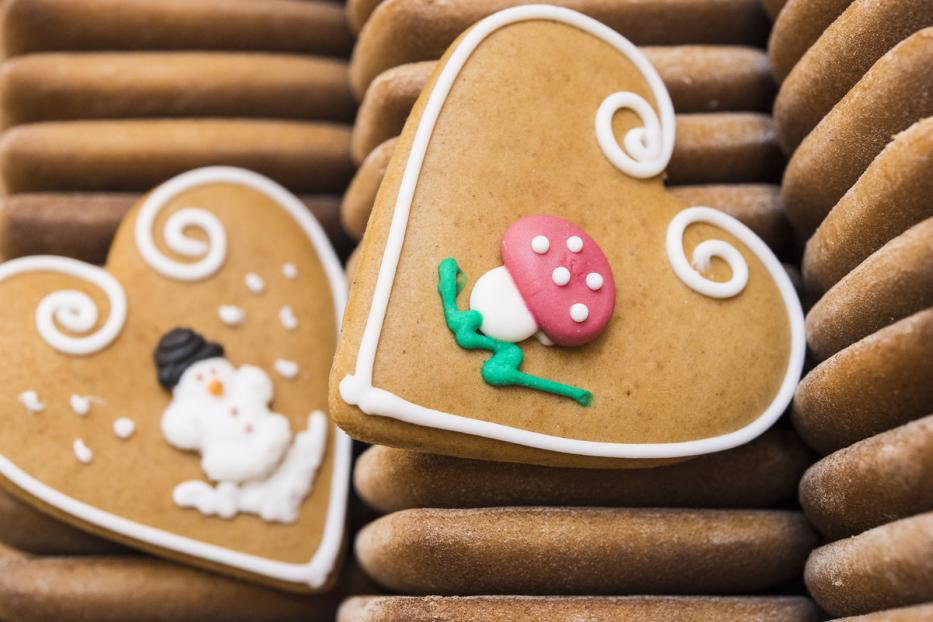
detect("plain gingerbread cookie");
top-left (781, 28), bottom-right (933, 237)
top-left (800, 415), bottom-right (933, 540)
top-left (767, 0), bottom-right (852, 82)
top-left (354, 428), bottom-right (812, 513)
top-left (0, 0), bottom-right (353, 58)
top-left (832, 604), bottom-right (933, 621)
top-left (338, 595), bottom-right (819, 622)
top-left (793, 308), bottom-right (933, 455)
top-left (348, 0), bottom-right (770, 97)
top-left (774, 0), bottom-right (933, 152)
top-left (804, 513), bottom-right (933, 618)
top-left (0, 53), bottom-right (355, 128)
top-left (803, 117), bottom-right (933, 297)
top-left (0, 119), bottom-right (353, 194)
top-left (805, 218), bottom-right (933, 361)
top-left (0, 194), bottom-right (352, 265)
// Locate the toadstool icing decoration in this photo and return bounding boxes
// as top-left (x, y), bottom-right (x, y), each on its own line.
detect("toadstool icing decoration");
top-left (438, 216), bottom-right (615, 406)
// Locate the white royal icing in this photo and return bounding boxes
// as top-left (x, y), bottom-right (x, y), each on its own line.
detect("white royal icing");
top-left (468, 265), bottom-right (538, 343)
top-left (570, 303), bottom-right (589, 323)
top-left (586, 272), bottom-right (604, 291)
top-left (0, 168), bottom-right (350, 589)
top-left (566, 236), bottom-right (584, 253)
top-left (665, 206), bottom-right (752, 298)
top-left (339, 6), bottom-right (806, 460)
top-left (135, 199), bottom-right (227, 282)
top-left (282, 263), bottom-right (298, 279)
top-left (274, 359), bottom-right (300, 380)
top-left (113, 417), bottom-right (136, 440)
top-left (0, 256), bottom-right (127, 356)
top-left (173, 411), bottom-right (328, 524)
top-left (73, 439), bottom-right (93, 464)
top-left (244, 272), bottom-right (265, 294)
top-left (70, 394), bottom-right (102, 416)
top-left (18, 391), bottom-right (44, 414)
top-left (552, 266), bottom-right (571, 286)
top-left (531, 235), bottom-right (550, 254)
top-left (218, 305), bottom-right (245, 326)
top-left (279, 306), bottom-right (298, 331)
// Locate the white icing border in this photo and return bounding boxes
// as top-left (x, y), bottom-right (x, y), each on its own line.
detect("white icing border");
top-left (0, 167), bottom-right (351, 588)
top-left (339, 5), bottom-right (806, 459)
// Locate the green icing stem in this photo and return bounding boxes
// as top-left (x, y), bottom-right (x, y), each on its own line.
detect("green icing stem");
top-left (437, 257), bottom-right (592, 407)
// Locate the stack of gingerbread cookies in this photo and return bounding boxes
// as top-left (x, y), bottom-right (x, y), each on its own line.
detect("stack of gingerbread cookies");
top-left (770, 0), bottom-right (933, 618)
top-left (0, 0), bottom-right (356, 264)
top-left (333, 1), bottom-right (830, 620)
top-left (0, 1), bottom-right (367, 620)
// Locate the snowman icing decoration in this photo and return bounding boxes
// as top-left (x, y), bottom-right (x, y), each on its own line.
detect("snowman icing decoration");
top-left (438, 215), bottom-right (615, 406)
top-left (155, 328), bottom-right (327, 523)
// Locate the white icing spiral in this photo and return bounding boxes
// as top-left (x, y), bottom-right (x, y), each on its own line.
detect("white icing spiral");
top-left (666, 207), bottom-right (752, 299)
top-left (135, 203), bottom-right (227, 281)
top-left (0, 256), bottom-right (127, 355)
top-left (595, 90), bottom-right (675, 179)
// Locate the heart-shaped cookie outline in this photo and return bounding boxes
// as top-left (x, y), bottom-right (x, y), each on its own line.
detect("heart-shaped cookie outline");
top-left (0, 167), bottom-right (351, 589)
top-left (338, 5), bottom-right (805, 459)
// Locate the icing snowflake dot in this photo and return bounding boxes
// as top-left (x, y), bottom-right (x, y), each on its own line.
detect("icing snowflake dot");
top-left (73, 439), bottom-right (93, 464)
top-left (18, 390), bottom-right (44, 414)
top-left (586, 273), bottom-right (604, 291)
top-left (552, 266), bottom-right (571, 286)
top-left (279, 306), bottom-right (298, 331)
top-left (531, 235), bottom-right (550, 254)
top-left (218, 305), bottom-right (245, 326)
top-left (570, 303), bottom-right (589, 323)
top-left (274, 359), bottom-right (299, 379)
top-left (282, 263), bottom-right (298, 279)
top-left (567, 236), bottom-right (583, 253)
top-left (113, 417), bottom-right (136, 440)
top-left (244, 272), bottom-right (265, 294)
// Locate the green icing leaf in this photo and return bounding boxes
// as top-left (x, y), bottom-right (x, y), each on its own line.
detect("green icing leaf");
top-left (438, 257), bottom-right (592, 407)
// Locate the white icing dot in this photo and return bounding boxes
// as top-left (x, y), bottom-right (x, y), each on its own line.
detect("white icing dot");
top-left (218, 305), bottom-right (245, 326)
top-left (570, 303), bottom-right (589, 323)
top-left (586, 272), bottom-right (604, 291)
top-left (113, 417), bottom-right (136, 440)
top-left (274, 359), bottom-right (299, 379)
top-left (279, 306), bottom-right (298, 331)
top-left (531, 235), bottom-right (550, 254)
top-left (567, 236), bottom-right (584, 253)
top-left (73, 439), bottom-right (93, 464)
top-left (244, 272), bottom-right (265, 294)
top-left (69, 394), bottom-right (102, 416)
top-left (552, 266), bottom-right (571, 286)
top-left (282, 263), bottom-right (298, 279)
top-left (18, 390), bottom-right (44, 414)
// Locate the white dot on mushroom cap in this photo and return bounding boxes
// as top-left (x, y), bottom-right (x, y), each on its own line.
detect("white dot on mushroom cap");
top-left (586, 273), bottom-right (604, 291)
top-left (567, 236), bottom-right (583, 253)
top-left (531, 235), bottom-right (550, 254)
top-left (570, 303), bottom-right (589, 323)
top-left (552, 266), bottom-right (571, 286)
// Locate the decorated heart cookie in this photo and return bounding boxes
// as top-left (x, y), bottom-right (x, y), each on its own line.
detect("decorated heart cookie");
top-left (0, 167), bottom-right (350, 590)
top-left (330, 5), bottom-right (805, 468)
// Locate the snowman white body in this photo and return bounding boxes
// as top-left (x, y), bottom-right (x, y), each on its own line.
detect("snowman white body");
top-left (161, 357), bottom-right (327, 523)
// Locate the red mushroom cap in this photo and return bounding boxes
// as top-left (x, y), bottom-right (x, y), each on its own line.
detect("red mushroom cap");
top-left (501, 215), bottom-right (615, 347)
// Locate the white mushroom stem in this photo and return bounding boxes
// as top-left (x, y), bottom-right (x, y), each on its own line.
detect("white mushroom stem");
top-left (469, 266), bottom-right (539, 343)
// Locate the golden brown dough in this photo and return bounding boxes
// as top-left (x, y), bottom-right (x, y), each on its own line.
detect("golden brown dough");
top-left (768, 0), bottom-right (851, 82)
top-left (805, 218), bottom-right (933, 360)
top-left (805, 513), bottom-right (933, 618)
top-left (781, 29), bottom-right (933, 237)
top-left (0, 120), bottom-right (354, 194)
top-left (356, 507), bottom-right (816, 595)
top-left (338, 595), bottom-right (819, 622)
top-left (0, 0), bottom-right (353, 58)
top-left (349, 0), bottom-right (770, 97)
top-left (800, 415), bottom-right (933, 540)
top-left (774, 0), bottom-right (933, 152)
top-left (0, 53), bottom-right (355, 128)
top-left (802, 118), bottom-right (933, 297)
top-left (348, 0), bottom-right (385, 35)
top-left (0, 193), bottom-right (353, 264)
top-left (793, 308), bottom-right (933, 455)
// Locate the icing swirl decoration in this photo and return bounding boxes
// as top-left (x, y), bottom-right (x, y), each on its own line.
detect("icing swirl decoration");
top-left (595, 89), bottom-right (675, 179)
top-left (665, 207), bottom-right (751, 299)
top-left (135, 203), bottom-right (227, 281)
top-left (0, 256), bottom-right (127, 356)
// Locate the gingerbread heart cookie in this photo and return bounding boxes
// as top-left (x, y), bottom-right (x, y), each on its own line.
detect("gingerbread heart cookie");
top-left (331, 6), bottom-right (804, 467)
top-left (0, 167), bottom-right (350, 590)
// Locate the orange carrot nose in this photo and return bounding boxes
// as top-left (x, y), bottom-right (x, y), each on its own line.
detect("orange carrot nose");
top-left (207, 379), bottom-right (224, 397)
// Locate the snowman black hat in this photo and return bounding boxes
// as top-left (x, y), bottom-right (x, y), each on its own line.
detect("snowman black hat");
top-left (155, 328), bottom-right (225, 390)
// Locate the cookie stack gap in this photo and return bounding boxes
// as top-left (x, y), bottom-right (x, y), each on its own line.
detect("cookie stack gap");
top-left (768, 0), bottom-right (933, 617)
top-left (331, 3), bottom-right (821, 619)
